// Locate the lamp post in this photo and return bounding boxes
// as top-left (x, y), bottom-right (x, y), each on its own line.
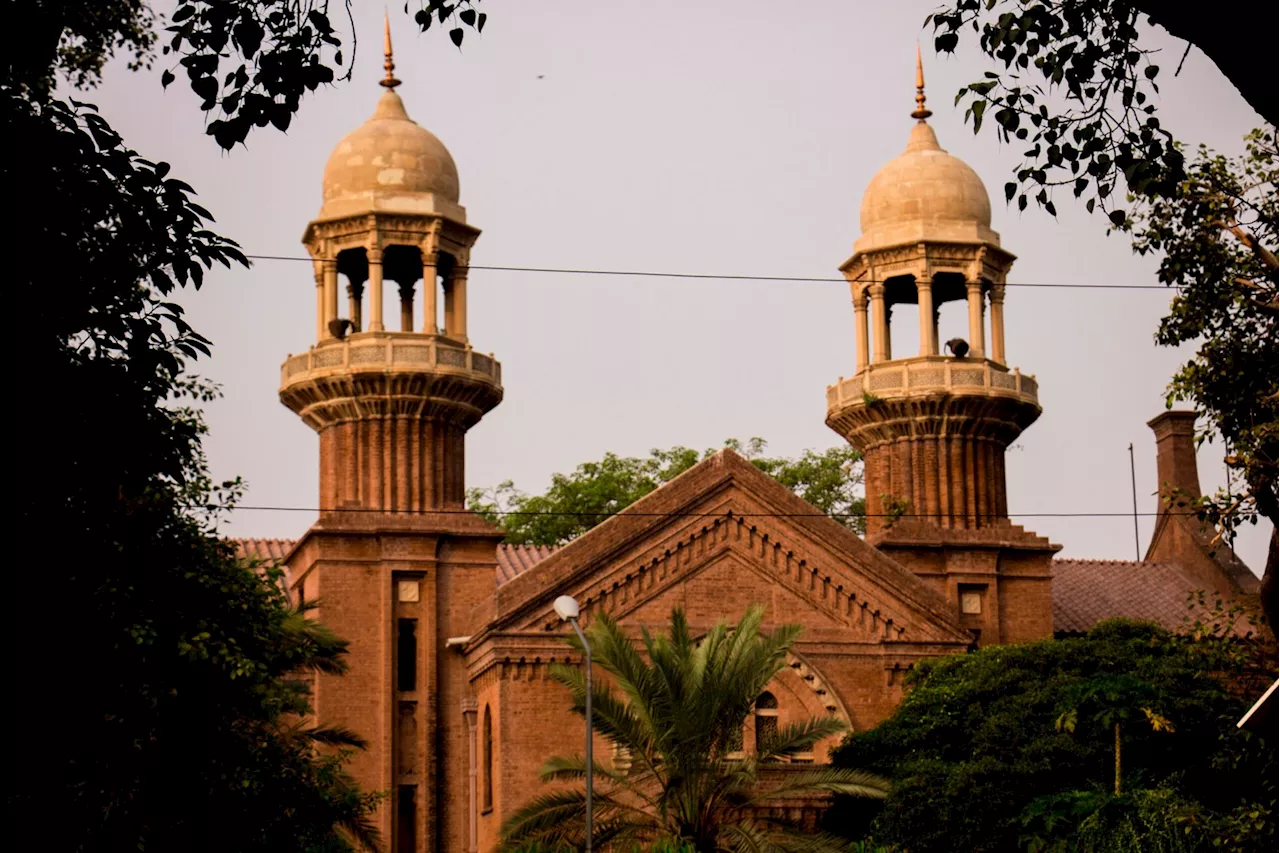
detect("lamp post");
top-left (553, 595), bottom-right (592, 853)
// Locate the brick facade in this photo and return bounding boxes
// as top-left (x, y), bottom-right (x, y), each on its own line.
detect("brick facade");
top-left (252, 58), bottom-right (1259, 853)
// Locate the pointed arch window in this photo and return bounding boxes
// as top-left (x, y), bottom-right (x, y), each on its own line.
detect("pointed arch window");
top-left (755, 692), bottom-right (779, 757)
top-left (482, 705), bottom-right (493, 812)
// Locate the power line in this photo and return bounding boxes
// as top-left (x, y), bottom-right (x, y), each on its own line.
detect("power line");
top-left (243, 254), bottom-right (1177, 291)
top-left (199, 504), bottom-right (1201, 520)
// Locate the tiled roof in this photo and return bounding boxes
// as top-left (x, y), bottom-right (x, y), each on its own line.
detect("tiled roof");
top-left (232, 539), bottom-right (558, 587)
top-left (496, 544), bottom-right (558, 585)
top-left (1051, 559), bottom-right (1215, 634)
top-left (235, 538), bottom-right (296, 563)
top-left (234, 539), bottom-right (1234, 635)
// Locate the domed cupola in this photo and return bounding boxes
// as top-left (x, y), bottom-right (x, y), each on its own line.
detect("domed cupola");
top-left (825, 49), bottom-right (1042, 540)
top-left (855, 116), bottom-right (999, 254)
top-left (283, 16), bottom-right (501, 514)
top-left (319, 86), bottom-right (462, 220)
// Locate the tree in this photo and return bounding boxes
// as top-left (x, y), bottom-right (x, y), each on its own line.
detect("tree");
top-left (6, 0), bottom-right (400, 843)
top-left (1130, 128), bottom-right (1279, 629)
top-left (467, 439), bottom-right (865, 546)
top-left (928, 0), bottom-right (1277, 221)
top-left (826, 619), bottom-right (1277, 852)
top-left (11, 1), bottom-right (491, 148)
top-left (500, 605), bottom-right (888, 853)
top-left (928, 1), bottom-right (1279, 629)
top-left (6, 87), bottom-right (380, 850)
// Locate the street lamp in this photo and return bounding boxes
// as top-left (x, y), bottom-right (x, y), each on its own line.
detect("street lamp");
top-left (554, 594), bottom-right (592, 853)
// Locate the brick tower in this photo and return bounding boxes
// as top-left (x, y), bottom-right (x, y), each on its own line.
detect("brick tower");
top-left (825, 52), bottom-right (1058, 645)
top-left (280, 21), bottom-right (503, 853)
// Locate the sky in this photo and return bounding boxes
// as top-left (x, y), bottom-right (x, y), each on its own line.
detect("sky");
top-left (87, 0), bottom-right (1271, 570)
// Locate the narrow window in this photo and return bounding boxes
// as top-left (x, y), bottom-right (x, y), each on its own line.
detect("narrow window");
top-left (397, 785), bottom-right (416, 853)
top-left (755, 692), bottom-right (779, 756)
top-left (482, 705), bottom-right (494, 812)
top-left (398, 619), bottom-right (417, 692)
top-left (726, 721), bottom-right (744, 756)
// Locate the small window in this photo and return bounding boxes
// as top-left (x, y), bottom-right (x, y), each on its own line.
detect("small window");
top-left (398, 619), bottom-right (417, 692)
top-left (482, 705), bottom-right (494, 812)
top-left (397, 785), bottom-right (416, 853)
top-left (755, 692), bottom-right (779, 755)
top-left (960, 590), bottom-right (983, 615)
top-left (725, 722), bottom-right (744, 756)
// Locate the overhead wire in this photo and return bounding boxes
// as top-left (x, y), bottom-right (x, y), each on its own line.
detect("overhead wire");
top-left (243, 254), bottom-right (1178, 290)
top-left (196, 504), bottom-right (1198, 520)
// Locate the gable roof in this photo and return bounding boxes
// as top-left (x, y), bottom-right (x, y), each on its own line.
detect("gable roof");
top-left (1051, 558), bottom-right (1244, 634)
top-left (483, 449), bottom-right (972, 644)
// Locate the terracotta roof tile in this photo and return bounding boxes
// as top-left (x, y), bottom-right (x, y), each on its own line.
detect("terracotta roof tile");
top-left (234, 538), bottom-right (296, 563)
top-left (232, 539), bottom-right (559, 588)
top-left (496, 543), bottom-right (558, 585)
top-left (1051, 559), bottom-right (1216, 634)
top-left (232, 538), bottom-right (297, 591)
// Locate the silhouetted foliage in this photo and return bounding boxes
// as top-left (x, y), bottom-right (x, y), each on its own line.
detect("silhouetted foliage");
top-left (827, 619), bottom-right (1276, 852)
top-left (10, 1), bottom-right (488, 148)
top-left (6, 0), bottom-right (393, 843)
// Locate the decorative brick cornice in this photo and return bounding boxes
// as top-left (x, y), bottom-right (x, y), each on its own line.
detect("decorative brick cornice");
top-left (515, 510), bottom-right (910, 643)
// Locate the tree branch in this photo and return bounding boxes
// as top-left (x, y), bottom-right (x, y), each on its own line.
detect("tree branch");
top-left (1130, 0), bottom-right (1278, 124)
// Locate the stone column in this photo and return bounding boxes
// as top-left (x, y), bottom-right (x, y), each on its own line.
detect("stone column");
top-left (346, 279), bottom-right (364, 332)
top-left (917, 276), bottom-right (936, 356)
top-left (966, 281), bottom-right (986, 358)
top-left (869, 283), bottom-right (889, 363)
top-left (989, 283), bottom-right (1006, 364)
top-left (446, 261), bottom-right (468, 340)
top-left (368, 248), bottom-right (385, 332)
top-left (462, 702), bottom-right (479, 853)
top-left (323, 261), bottom-right (339, 338)
top-left (399, 282), bottom-right (414, 332)
top-left (422, 252), bottom-right (439, 334)
top-left (314, 261), bottom-right (326, 341)
top-left (853, 289), bottom-right (870, 372)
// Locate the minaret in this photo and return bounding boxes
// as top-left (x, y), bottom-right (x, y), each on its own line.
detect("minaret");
top-left (279, 20), bottom-right (503, 852)
top-left (825, 51), bottom-right (1057, 644)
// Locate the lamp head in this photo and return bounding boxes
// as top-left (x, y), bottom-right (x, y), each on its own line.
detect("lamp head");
top-left (553, 594), bottom-right (581, 621)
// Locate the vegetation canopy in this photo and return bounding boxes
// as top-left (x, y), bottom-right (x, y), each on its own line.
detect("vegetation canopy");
top-left (828, 617), bottom-right (1277, 852)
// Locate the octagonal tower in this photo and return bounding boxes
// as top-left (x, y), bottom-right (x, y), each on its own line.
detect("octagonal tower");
top-left (280, 34), bottom-right (502, 512)
top-left (278, 22), bottom-right (504, 853)
top-left (825, 52), bottom-right (1057, 645)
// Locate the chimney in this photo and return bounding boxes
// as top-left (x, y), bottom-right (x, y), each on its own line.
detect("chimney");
top-left (1147, 410), bottom-right (1201, 512)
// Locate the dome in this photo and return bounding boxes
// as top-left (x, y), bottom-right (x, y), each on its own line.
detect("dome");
top-left (855, 120), bottom-right (1000, 253)
top-left (319, 89), bottom-right (461, 220)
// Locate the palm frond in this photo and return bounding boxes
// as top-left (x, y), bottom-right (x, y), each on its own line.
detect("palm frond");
top-left (500, 787), bottom-right (656, 851)
top-left (539, 754), bottom-right (650, 798)
top-left (745, 767), bottom-right (889, 805)
top-left (306, 725), bottom-right (369, 749)
top-left (756, 717), bottom-right (848, 763)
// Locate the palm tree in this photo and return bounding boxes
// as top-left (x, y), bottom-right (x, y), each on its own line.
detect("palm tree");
top-left (500, 605), bottom-right (887, 853)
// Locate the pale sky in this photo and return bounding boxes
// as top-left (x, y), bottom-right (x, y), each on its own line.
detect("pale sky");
top-left (88, 1), bottom-right (1270, 570)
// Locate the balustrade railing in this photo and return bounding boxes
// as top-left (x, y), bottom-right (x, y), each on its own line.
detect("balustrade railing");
top-left (281, 332), bottom-right (502, 386)
top-left (826, 356), bottom-right (1037, 410)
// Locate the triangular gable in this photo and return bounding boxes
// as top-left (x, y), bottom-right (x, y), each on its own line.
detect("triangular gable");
top-left (483, 449), bottom-right (971, 645)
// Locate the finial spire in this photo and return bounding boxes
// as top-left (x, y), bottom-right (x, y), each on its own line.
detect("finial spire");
top-left (381, 11), bottom-right (401, 90)
top-left (911, 43), bottom-right (932, 120)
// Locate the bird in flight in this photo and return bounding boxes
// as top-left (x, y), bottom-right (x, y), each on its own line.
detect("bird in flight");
top-left (536, 74), bottom-right (545, 79)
